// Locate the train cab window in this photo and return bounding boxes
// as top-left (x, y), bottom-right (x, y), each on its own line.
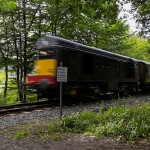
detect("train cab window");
top-left (38, 50), bottom-right (54, 59)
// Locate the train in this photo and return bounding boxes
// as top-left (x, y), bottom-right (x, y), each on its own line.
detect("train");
top-left (25, 35), bottom-right (150, 100)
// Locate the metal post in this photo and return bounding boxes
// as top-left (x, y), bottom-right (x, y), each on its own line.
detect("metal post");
top-left (60, 62), bottom-right (63, 119)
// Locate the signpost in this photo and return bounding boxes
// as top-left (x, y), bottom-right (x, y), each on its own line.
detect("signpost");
top-left (57, 62), bottom-right (68, 119)
top-left (57, 65), bottom-right (68, 82)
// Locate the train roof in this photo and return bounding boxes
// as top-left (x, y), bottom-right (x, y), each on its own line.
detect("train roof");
top-left (36, 35), bottom-right (138, 62)
top-left (137, 60), bottom-right (150, 65)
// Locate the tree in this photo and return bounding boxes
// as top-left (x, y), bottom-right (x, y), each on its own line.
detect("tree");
top-left (0, 0), bottom-right (41, 102)
top-left (92, 20), bottom-right (130, 52)
top-left (0, 0), bottom-right (135, 102)
top-left (0, 0), bottom-right (16, 98)
top-left (120, 36), bottom-right (150, 61)
top-left (8, 0), bottom-right (43, 102)
top-left (123, 0), bottom-right (150, 38)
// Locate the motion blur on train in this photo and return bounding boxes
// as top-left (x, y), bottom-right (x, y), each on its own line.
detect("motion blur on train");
top-left (25, 35), bottom-right (150, 100)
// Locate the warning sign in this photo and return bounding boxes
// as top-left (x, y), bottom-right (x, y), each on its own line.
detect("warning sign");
top-left (57, 67), bottom-right (68, 82)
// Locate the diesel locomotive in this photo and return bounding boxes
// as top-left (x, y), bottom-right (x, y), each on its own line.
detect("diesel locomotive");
top-left (25, 35), bottom-right (150, 100)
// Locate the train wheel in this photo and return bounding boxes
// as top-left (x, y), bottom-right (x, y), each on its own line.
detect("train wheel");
top-left (119, 86), bottom-right (129, 98)
top-left (112, 91), bottom-right (120, 99)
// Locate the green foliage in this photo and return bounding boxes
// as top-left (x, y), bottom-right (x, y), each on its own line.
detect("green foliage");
top-left (61, 111), bottom-right (101, 133)
top-left (96, 103), bottom-right (150, 140)
top-left (0, 70), bottom-right (18, 105)
top-left (14, 131), bottom-right (27, 139)
top-left (0, 70), bottom-right (5, 85)
top-left (5, 89), bottom-right (17, 104)
top-left (48, 102), bottom-right (150, 140)
top-left (120, 36), bottom-right (150, 61)
top-left (124, 0), bottom-right (150, 38)
top-left (0, 93), bottom-right (6, 105)
top-left (0, 70), bottom-right (37, 105)
top-left (48, 111), bottom-right (101, 134)
top-left (0, 0), bottom-right (16, 11)
top-left (26, 94), bottom-right (37, 102)
top-left (95, 20), bottom-right (130, 52)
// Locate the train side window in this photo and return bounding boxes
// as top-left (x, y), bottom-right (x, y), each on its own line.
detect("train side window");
top-left (82, 54), bottom-right (94, 75)
top-left (146, 66), bottom-right (149, 73)
top-left (126, 61), bottom-right (135, 78)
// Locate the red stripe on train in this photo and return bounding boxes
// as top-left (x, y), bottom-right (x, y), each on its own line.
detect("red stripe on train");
top-left (26, 75), bottom-right (57, 87)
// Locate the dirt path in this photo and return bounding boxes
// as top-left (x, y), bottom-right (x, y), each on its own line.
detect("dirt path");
top-left (1, 133), bottom-right (150, 150)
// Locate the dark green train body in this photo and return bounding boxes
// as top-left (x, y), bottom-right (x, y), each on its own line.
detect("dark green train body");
top-left (25, 35), bottom-right (150, 99)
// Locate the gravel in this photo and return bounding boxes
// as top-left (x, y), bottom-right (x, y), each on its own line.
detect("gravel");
top-left (0, 102), bottom-right (100, 129)
top-left (0, 94), bottom-right (150, 129)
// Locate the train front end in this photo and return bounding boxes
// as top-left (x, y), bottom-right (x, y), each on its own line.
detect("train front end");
top-left (25, 36), bottom-right (59, 99)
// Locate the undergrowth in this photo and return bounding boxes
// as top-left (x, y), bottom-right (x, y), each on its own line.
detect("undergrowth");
top-left (48, 102), bottom-right (150, 141)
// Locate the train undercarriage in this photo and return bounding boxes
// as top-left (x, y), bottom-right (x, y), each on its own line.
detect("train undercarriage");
top-left (26, 81), bottom-right (143, 101)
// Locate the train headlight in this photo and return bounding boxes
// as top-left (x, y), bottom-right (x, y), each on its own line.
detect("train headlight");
top-left (38, 79), bottom-right (50, 90)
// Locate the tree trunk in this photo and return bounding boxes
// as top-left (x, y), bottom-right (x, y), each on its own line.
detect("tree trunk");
top-left (4, 63), bottom-right (8, 98)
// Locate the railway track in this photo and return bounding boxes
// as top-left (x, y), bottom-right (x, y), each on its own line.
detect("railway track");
top-left (0, 93), bottom-right (150, 130)
top-left (0, 96), bottom-right (95, 116)
top-left (1, 92), bottom-right (150, 116)
top-left (0, 95), bottom-right (104, 116)
top-left (0, 100), bottom-right (59, 116)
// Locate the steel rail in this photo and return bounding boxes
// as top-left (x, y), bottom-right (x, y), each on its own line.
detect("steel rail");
top-left (0, 100), bottom-right (58, 116)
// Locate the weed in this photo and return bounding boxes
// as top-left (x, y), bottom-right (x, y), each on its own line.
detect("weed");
top-left (14, 131), bottom-right (27, 139)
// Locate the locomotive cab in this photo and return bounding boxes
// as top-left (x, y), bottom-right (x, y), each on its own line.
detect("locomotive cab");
top-left (26, 45), bottom-right (58, 94)
top-left (35, 49), bottom-right (57, 76)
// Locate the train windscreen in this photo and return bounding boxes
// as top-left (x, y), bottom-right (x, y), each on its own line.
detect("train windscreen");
top-left (38, 50), bottom-right (54, 59)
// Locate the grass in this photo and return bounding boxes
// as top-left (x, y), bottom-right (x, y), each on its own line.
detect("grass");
top-left (2, 99), bottom-right (149, 141)
top-left (47, 101), bottom-right (150, 141)
top-left (14, 131), bottom-right (27, 139)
